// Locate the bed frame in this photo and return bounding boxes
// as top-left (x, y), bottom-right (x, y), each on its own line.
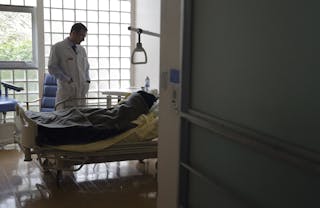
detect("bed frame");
top-left (14, 96), bottom-right (158, 185)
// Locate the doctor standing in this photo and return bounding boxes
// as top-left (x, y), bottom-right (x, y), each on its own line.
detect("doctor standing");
top-left (48, 23), bottom-right (90, 110)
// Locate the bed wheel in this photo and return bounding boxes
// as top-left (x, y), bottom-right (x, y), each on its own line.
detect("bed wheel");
top-left (24, 148), bottom-right (32, 161)
top-left (56, 170), bottom-right (63, 187)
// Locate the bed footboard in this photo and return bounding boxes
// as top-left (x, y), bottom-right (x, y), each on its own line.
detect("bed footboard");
top-left (15, 105), bottom-right (38, 161)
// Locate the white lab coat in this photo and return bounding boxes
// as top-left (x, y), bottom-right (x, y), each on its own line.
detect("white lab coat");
top-left (48, 38), bottom-right (90, 110)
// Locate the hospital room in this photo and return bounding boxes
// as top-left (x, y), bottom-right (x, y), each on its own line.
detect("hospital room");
top-left (1, 0), bottom-right (161, 207)
top-left (1, 0), bottom-right (320, 208)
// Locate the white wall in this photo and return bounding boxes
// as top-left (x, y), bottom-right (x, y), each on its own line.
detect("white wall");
top-left (157, 0), bottom-right (182, 207)
top-left (133, 0), bottom-right (160, 91)
top-left (135, 1), bottom-right (182, 207)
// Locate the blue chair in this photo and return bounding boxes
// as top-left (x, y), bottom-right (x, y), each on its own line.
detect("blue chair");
top-left (40, 73), bottom-right (57, 112)
top-left (0, 82), bottom-right (24, 123)
top-left (26, 73), bottom-right (57, 112)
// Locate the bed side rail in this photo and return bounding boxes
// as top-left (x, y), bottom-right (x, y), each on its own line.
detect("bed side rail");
top-left (55, 97), bottom-right (117, 109)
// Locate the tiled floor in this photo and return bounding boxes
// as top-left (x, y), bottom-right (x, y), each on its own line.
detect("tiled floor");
top-left (0, 144), bottom-right (157, 208)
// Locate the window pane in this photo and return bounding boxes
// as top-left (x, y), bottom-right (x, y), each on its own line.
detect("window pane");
top-left (121, 47), bottom-right (130, 57)
top-left (51, 0), bottom-right (62, 8)
top-left (99, 35), bottom-right (109, 45)
top-left (88, 35), bottom-right (98, 45)
top-left (44, 8), bottom-right (50, 19)
top-left (121, 58), bottom-right (130, 68)
top-left (44, 20), bottom-right (51, 32)
top-left (51, 9), bottom-right (63, 20)
top-left (110, 0), bottom-right (120, 11)
top-left (89, 69), bottom-right (98, 80)
top-left (43, 0), bottom-right (50, 7)
top-left (89, 58), bottom-right (98, 68)
top-left (27, 70), bottom-right (38, 81)
top-left (121, 35), bottom-right (130, 46)
top-left (11, 0), bottom-right (23, 6)
top-left (110, 12), bottom-right (120, 22)
top-left (110, 58), bottom-right (120, 68)
top-left (14, 70), bottom-right (26, 81)
top-left (88, 92), bottom-right (98, 97)
top-left (120, 80), bottom-right (130, 89)
top-left (110, 24), bottom-right (120, 34)
top-left (121, 1), bottom-right (130, 12)
top-left (88, 0), bottom-right (98, 10)
top-left (110, 35), bottom-right (120, 45)
top-left (28, 94), bottom-right (39, 103)
top-left (52, 34), bottom-right (63, 44)
top-left (63, 0), bottom-right (74, 9)
top-left (121, 12), bottom-right (130, 23)
top-left (81, 38), bottom-right (87, 46)
top-left (45, 46), bottom-right (51, 57)
top-left (99, 47), bottom-right (109, 57)
top-left (0, 0), bottom-right (10, 5)
top-left (88, 23), bottom-right (98, 34)
top-left (99, 80), bottom-right (109, 90)
top-left (99, 23), bottom-right (109, 34)
top-left (45, 58), bottom-right (49, 68)
top-left (110, 80), bottom-right (119, 89)
top-left (99, 58), bottom-right (109, 68)
top-left (64, 22), bottom-right (74, 33)
top-left (1, 70), bottom-right (13, 81)
top-left (90, 81), bottom-right (98, 91)
top-left (51, 21), bottom-right (63, 32)
top-left (76, 0), bottom-right (86, 9)
top-left (28, 82), bottom-right (38, 93)
top-left (99, 69), bottom-right (109, 79)
top-left (88, 11), bottom-right (98, 22)
top-left (25, 0), bottom-right (36, 7)
top-left (99, 0), bottom-right (109, 10)
top-left (15, 94), bottom-right (26, 102)
top-left (76, 10), bottom-right (86, 22)
top-left (121, 69), bottom-right (130, 79)
top-left (110, 47), bottom-right (120, 57)
top-left (120, 24), bottom-right (130, 34)
top-left (0, 11), bottom-right (32, 62)
top-left (88, 46), bottom-right (98, 57)
top-left (99, 11), bottom-right (109, 22)
top-left (64, 10), bottom-right (74, 21)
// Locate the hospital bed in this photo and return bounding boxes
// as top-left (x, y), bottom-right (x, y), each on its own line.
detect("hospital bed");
top-left (15, 93), bottom-right (159, 185)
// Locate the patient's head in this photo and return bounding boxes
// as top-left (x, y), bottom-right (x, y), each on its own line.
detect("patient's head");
top-left (137, 91), bottom-right (157, 109)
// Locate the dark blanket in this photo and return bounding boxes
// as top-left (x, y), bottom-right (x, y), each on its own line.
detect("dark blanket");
top-left (26, 92), bottom-right (155, 146)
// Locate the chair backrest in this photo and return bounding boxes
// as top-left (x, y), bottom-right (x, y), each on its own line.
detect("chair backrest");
top-left (40, 73), bottom-right (57, 112)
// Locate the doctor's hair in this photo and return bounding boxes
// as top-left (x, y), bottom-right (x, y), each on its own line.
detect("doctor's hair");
top-left (70, 23), bottom-right (88, 34)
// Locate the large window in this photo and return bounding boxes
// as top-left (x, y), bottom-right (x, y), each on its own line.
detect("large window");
top-left (0, 0), bottom-right (133, 118)
top-left (0, 1), bottom-right (39, 121)
top-left (0, 4), bottom-right (37, 69)
top-left (43, 0), bottom-right (132, 98)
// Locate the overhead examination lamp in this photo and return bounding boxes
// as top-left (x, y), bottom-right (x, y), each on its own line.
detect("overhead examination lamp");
top-left (128, 26), bottom-right (160, 65)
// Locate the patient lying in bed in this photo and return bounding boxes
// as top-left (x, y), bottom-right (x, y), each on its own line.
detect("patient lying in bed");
top-left (25, 91), bottom-right (157, 146)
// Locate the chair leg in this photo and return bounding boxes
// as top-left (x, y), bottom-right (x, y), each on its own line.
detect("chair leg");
top-left (2, 112), bottom-right (6, 123)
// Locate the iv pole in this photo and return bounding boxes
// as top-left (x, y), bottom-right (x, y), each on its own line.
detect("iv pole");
top-left (128, 26), bottom-right (160, 64)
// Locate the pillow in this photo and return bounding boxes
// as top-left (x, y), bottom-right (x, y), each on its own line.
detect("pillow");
top-left (149, 99), bottom-right (159, 116)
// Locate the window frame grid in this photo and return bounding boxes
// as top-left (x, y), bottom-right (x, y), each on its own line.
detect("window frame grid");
top-left (43, 0), bottom-right (132, 105)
